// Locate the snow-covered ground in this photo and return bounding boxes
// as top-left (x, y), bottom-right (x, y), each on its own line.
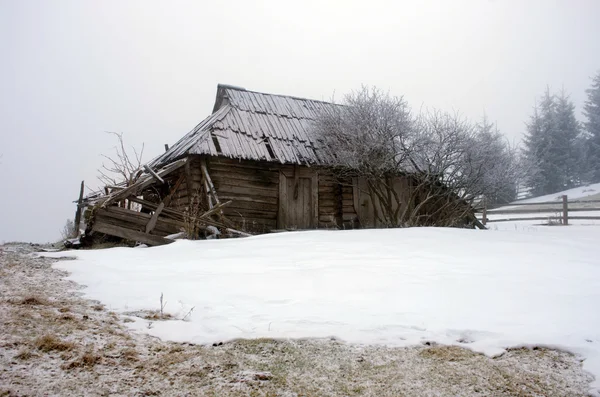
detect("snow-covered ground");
top-left (512, 182), bottom-right (600, 204)
top-left (45, 226), bottom-right (600, 394)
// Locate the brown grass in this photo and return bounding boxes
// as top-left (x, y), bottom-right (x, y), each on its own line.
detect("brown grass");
top-left (419, 345), bottom-right (478, 362)
top-left (13, 348), bottom-right (37, 361)
top-left (62, 351), bottom-right (102, 370)
top-left (121, 348), bottom-right (139, 361)
top-left (17, 296), bottom-right (48, 306)
top-left (34, 335), bottom-right (75, 353)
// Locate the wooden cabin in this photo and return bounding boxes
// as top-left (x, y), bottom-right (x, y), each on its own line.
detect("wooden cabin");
top-left (81, 84), bottom-right (432, 245)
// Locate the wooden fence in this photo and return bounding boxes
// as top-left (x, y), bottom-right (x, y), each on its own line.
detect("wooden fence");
top-left (477, 195), bottom-right (600, 226)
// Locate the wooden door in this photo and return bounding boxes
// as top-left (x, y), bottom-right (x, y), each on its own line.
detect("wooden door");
top-left (278, 169), bottom-right (318, 229)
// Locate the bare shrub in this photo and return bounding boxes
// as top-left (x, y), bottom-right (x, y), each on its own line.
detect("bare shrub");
top-left (314, 86), bottom-right (521, 227)
top-left (60, 219), bottom-right (77, 240)
top-left (182, 192), bottom-right (206, 239)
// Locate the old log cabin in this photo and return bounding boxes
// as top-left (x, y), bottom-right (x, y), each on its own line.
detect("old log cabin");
top-left (81, 84), bottom-right (461, 246)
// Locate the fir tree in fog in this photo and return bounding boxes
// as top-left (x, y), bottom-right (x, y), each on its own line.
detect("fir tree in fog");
top-left (583, 71), bottom-right (600, 182)
top-left (523, 88), bottom-right (581, 196)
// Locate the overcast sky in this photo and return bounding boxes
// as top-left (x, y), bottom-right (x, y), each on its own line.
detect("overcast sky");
top-left (1, 0), bottom-right (599, 243)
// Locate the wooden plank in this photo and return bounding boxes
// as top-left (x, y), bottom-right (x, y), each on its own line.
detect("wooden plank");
top-left (219, 194), bottom-right (278, 205)
top-left (213, 177), bottom-right (278, 191)
top-left (487, 207), bottom-right (599, 215)
top-left (210, 169), bottom-right (279, 184)
top-left (144, 164), bottom-right (165, 184)
top-left (224, 208), bottom-right (278, 220)
top-left (484, 217), bottom-right (561, 223)
top-left (184, 158), bottom-right (195, 207)
top-left (352, 177), bottom-right (360, 216)
top-left (98, 158), bottom-right (187, 207)
top-left (277, 171), bottom-right (287, 228)
top-left (223, 200), bottom-right (278, 212)
top-left (312, 174), bottom-right (319, 228)
top-left (216, 184), bottom-right (278, 198)
top-left (145, 202), bottom-right (165, 233)
top-left (562, 195), bottom-right (568, 225)
top-left (201, 158), bottom-right (220, 204)
top-left (92, 221), bottom-right (172, 246)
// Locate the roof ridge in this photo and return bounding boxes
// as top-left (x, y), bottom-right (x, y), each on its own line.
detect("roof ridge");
top-left (221, 84), bottom-right (336, 106)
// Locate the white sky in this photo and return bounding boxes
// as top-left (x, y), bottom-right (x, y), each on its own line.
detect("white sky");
top-left (1, 0), bottom-right (599, 243)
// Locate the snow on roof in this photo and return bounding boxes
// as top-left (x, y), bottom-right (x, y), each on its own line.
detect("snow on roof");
top-left (151, 84), bottom-right (338, 168)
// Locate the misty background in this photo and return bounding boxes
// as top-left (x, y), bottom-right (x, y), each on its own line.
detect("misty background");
top-left (1, 0), bottom-right (599, 243)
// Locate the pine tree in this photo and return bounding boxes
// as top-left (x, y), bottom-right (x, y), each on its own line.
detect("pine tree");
top-left (554, 89), bottom-right (581, 187)
top-left (523, 103), bottom-right (548, 196)
top-left (523, 87), bottom-right (582, 195)
top-left (583, 70), bottom-right (600, 182)
top-left (475, 115), bottom-right (517, 203)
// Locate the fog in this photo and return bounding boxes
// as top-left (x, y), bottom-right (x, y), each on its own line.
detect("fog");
top-left (1, 0), bottom-right (599, 243)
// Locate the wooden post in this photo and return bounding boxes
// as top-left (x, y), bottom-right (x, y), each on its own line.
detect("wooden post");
top-left (482, 197), bottom-right (487, 226)
top-left (562, 195), bottom-right (568, 225)
top-left (73, 180), bottom-right (85, 238)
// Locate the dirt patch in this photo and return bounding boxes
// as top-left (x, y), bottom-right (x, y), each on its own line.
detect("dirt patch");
top-left (0, 243), bottom-right (595, 396)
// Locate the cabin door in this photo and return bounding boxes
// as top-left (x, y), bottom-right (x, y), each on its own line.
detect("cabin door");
top-left (278, 169), bottom-right (318, 229)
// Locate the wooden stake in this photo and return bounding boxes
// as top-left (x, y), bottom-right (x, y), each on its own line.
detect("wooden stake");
top-left (73, 180), bottom-right (85, 238)
top-left (482, 197), bottom-right (487, 226)
top-left (562, 195), bottom-right (568, 225)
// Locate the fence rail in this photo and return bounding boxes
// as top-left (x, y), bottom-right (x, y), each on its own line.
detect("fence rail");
top-left (477, 195), bottom-right (600, 225)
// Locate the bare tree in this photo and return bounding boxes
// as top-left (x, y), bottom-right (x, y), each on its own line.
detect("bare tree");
top-left (313, 86), bottom-right (519, 227)
top-left (97, 131), bottom-right (145, 189)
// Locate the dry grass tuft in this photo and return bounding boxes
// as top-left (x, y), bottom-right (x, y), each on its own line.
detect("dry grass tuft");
top-left (144, 310), bottom-right (173, 320)
top-left (58, 307), bottom-right (70, 313)
top-left (92, 304), bottom-right (104, 311)
top-left (34, 335), bottom-right (75, 353)
top-left (419, 345), bottom-right (478, 362)
top-left (13, 348), bottom-right (37, 361)
top-left (59, 314), bottom-right (75, 321)
top-left (62, 351), bottom-right (102, 370)
top-left (17, 296), bottom-right (48, 306)
top-left (121, 348), bottom-right (139, 361)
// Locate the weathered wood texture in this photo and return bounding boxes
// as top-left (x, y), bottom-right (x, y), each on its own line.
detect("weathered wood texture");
top-left (207, 157), bottom-right (280, 233)
top-left (318, 171), bottom-right (357, 229)
top-left (94, 206), bottom-right (184, 236)
top-left (175, 155), bottom-right (365, 233)
top-left (92, 221), bottom-right (172, 246)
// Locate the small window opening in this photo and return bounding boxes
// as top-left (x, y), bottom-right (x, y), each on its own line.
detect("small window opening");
top-left (212, 135), bottom-right (223, 154)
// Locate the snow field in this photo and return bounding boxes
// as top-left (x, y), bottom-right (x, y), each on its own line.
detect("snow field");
top-left (46, 226), bottom-right (600, 394)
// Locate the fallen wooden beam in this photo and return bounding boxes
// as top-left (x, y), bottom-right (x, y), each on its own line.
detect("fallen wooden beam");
top-left (145, 202), bottom-right (165, 233)
top-left (144, 164), bottom-right (165, 184)
top-left (92, 221), bottom-right (172, 246)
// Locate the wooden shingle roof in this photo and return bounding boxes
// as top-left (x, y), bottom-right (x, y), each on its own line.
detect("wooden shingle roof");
top-left (151, 84), bottom-right (337, 167)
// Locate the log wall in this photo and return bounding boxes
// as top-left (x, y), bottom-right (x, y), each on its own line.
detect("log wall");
top-left (205, 157), bottom-right (280, 233)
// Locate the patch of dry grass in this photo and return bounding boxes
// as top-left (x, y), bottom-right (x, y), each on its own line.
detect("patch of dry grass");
top-left (15, 296), bottom-right (48, 306)
top-left (62, 351), bottom-right (102, 370)
top-left (34, 335), bottom-right (75, 353)
top-left (419, 345), bottom-right (480, 361)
